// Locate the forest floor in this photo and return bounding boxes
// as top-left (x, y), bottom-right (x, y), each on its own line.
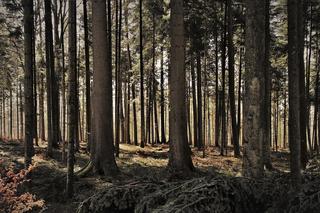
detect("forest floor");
top-left (0, 139), bottom-right (300, 213)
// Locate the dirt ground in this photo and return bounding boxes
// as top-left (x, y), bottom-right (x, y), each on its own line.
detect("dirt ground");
top-left (0, 140), bottom-right (291, 213)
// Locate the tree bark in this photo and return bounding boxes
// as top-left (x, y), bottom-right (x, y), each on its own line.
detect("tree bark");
top-left (160, 46), bottom-right (166, 144)
top-left (288, 0), bottom-right (302, 188)
top-left (139, 0), bottom-right (145, 148)
top-left (196, 51), bottom-right (202, 149)
top-left (66, 0), bottom-right (77, 198)
top-left (243, 0), bottom-right (266, 178)
top-left (44, 0), bottom-right (56, 156)
top-left (190, 53), bottom-right (197, 147)
top-left (23, 0), bottom-right (35, 168)
top-left (83, 0), bottom-right (91, 150)
top-left (263, 0), bottom-right (272, 169)
top-left (168, 0), bottom-right (194, 172)
top-left (91, 0), bottom-right (119, 176)
top-left (227, 0), bottom-right (240, 157)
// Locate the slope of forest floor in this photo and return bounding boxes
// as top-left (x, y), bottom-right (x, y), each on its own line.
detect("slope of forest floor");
top-left (1, 139), bottom-right (318, 213)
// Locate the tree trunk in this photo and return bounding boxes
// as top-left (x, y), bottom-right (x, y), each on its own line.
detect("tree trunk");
top-left (9, 87), bottom-right (13, 140)
top-left (44, 0), bottom-right (56, 156)
top-left (83, 0), bottom-right (91, 150)
top-left (243, 0), bottom-right (266, 178)
top-left (196, 51), bottom-right (202, 149)
top-left (66, 0), bottom-right (77, 198)
top-left (237, 47), bottom-right (243, 145)
top-left (168, 0), bottom-right (194, 172)
top-left (299, 0), bottom-right (308, 169)
top-left (19, 84), bottom-right (24, 140)
top-left (139, 0), bottom-right (145, 148)
top-left (190, 53), bottom-right (197, 147)
top-left (215, 33), bottom-right (220, 147)
top-left (227, 0), bottom-right (240, 157)
top-left (23, 0), bottom-right (35, 167)
top-left (220, 2), bottom-right (227, 156)
top-left (115, 0), bottom-right (120, 156)
top-left (91, 0), bottom-right (119, 176)
top-left (288, 0), bottom-right (302, 188)
top-left (160, 46), bottom-right (166, 144)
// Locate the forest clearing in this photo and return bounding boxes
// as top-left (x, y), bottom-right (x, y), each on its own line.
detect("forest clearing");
top-left (1, 0), bottom-right (320, 212)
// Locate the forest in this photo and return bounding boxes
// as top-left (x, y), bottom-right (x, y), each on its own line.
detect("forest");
top-left (1, 0), bottom-right (320, 212)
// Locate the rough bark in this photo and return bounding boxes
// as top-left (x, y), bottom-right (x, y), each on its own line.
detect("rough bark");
top-left (167, 0), bottom-right (194, 172)
top-left (66, 0), bottom-right (77, 198)
top-left (91, 0), bottom-right (119, 176)
top-left (243, 0), bottom-right (266, 178)
top-left (23, 0), bottom-right (35, 168)
top-left (139, 0), bottom-right (145, 148)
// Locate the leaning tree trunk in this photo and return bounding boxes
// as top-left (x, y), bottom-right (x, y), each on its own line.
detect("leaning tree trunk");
top-left (167, 0), bottom-right (194, 172)
top-left (243, 0), bottom-right (266, 178)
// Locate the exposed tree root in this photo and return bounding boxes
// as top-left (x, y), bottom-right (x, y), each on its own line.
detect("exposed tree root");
top-left (75, 161), bottom-right (93, 178)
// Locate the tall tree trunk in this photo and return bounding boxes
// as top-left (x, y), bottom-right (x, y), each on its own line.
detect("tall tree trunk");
top-left (124, 0), bottom-right (131, 144)
top-left (313, 38), bottom-right (320, 153)
top-left (38, 1), bottom-right (45, 142)
top-left (115, 0), bottom-right (120, 156)
top-left (190, 53), bottom-right (198, 147)
top-left (19, 84), bottom-right (24, 140)
top-left (283, 89), bottom-right (287, 149)
top-left (9, 87), bottom-right (13, 140)
top-left (61, 4), bottom-right (66, 162)
top-left (66, 0), bottom-right (77, 198)
top-left (288, 0), bottom-right (302, 188)
top-left (168, 0), bottom-right (194, 172)
top-left (44, 0), bottom-right (56, 156)
top-left (196, 51), bottom-right (202, 149)
top-left (227, 0), bottom-right (240, 157)
top-left (16, 87), bottom-right (19, 140)
top-left (263, 0), bottom-right (272, 169)
top-left (52, 0), bottom-right (61, 146)
top-left (152, 14), bottom-right (160, 144)
top-left (215, 33), bottom-right (220, 147)
top-left (3, 95), bottom-right (5, 137)
top-left (243, 0), bottom-right (266, 178)
top-left (139, 0), bottom-right (145, 148)
top-left (306, 3), bottom-right (312, 152)
top-left (91, 0), bottom-right (119, 176)
top-left (299, 0), bottom-right (308, 169)
top-left (32, 11), bottom-right (38, 146)
top-left (160, 46), bottom-right (166, 144)
top-left (23, 0), bottom-right (35, 167)
top-left (237, 47), bottom-right (243, 144)
top-left (83, 0), bottom-right (91, 150)
top-left (220, 2), bottom-right (227, 156)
